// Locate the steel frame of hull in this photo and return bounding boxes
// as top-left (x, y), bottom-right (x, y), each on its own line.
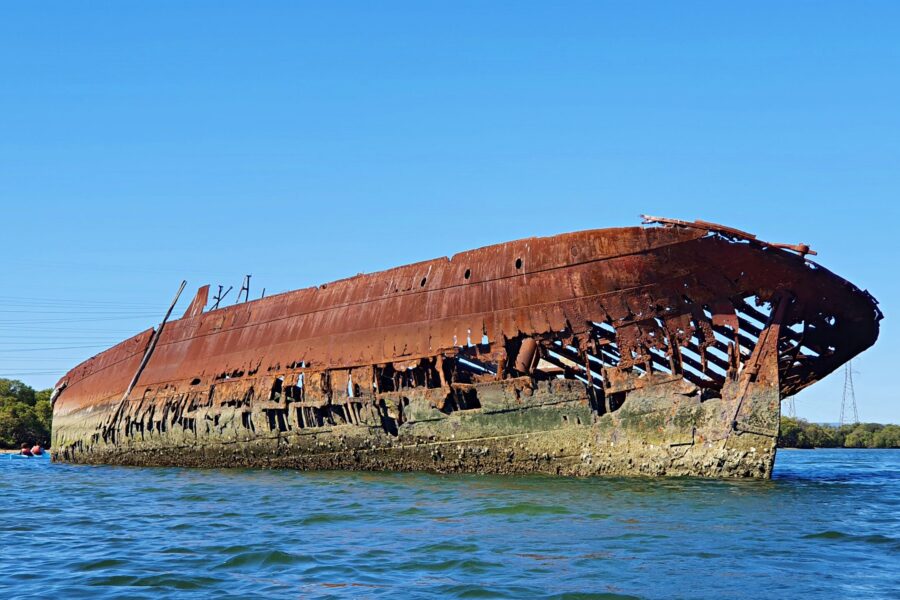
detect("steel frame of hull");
top-left (51, 219), bottom-right (881, 478)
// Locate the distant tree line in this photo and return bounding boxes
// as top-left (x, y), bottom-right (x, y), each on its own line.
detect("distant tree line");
top-left (0, 379), bottom-right (53, 449)
top-left (778, 416), bottom-right (900, 449)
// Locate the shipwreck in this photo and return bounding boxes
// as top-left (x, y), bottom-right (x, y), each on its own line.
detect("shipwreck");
top-left (51, 216), bottom-right (881, 478)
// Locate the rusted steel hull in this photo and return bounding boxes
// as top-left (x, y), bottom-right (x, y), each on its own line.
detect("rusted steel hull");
top-left (51, 219), bottom-right (881, 478)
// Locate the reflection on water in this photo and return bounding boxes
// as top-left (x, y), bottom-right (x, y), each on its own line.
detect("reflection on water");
top-left (1, 449), bottom-right (898, 599)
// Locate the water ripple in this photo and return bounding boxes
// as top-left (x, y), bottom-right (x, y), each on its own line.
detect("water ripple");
top-left (2, 449), bottom-right (899, 599)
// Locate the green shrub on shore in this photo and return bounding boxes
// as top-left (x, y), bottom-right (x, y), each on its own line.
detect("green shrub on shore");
top-left (778, 416), bottom-right (900, 449)
top-left (0, 379), bottom-right (52, 449)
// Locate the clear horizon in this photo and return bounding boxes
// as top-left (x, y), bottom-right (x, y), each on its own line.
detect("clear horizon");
top-left (2, 1), bottom-right (897, 423)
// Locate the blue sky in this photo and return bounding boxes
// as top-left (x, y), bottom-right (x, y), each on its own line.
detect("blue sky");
top-left (1, 1), bottom-right (897, 422)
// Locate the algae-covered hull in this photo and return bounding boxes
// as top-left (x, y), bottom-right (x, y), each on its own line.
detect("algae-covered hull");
top-left (51, 217), bottom-right (881, 478)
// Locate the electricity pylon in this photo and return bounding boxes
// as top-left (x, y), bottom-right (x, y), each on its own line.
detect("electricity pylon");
top-left (839, 361), bottom-right (859, 426)
top-left (784, 396), bottom-right (796, 418)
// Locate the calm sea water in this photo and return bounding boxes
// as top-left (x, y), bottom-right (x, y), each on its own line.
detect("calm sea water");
top-left (2, 450), bottom-right (898, 599)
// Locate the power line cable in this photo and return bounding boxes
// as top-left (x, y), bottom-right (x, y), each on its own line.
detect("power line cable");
top-left (0, 344), bottom-right (110, 353)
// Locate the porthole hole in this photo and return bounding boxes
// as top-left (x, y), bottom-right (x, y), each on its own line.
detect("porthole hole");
top-left (464, 269), bottom-right (471, 280)
top-left (515, 258), bottom-right (523, 269)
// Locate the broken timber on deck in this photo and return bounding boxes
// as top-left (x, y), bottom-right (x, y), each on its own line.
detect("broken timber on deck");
top-left (51, 217), bottom-right (881, 478)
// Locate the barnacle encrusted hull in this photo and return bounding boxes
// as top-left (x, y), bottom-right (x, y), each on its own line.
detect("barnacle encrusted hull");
top-left (51, 218), bottom-right (881, 478)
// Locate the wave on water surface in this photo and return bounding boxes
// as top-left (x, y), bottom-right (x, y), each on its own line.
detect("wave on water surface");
top-left (1, 448), bottom-right (899, 599)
